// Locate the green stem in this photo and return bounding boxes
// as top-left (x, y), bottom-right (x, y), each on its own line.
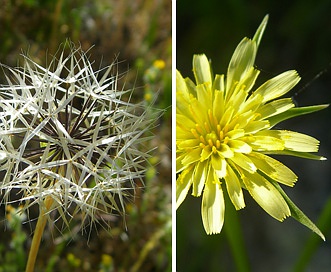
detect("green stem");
top-left (224, 188), bottom-right (250, 272)
top-left (49, 0), bottom-right (64, 54)
top-left (25, 197), bottom-right (53, 272)
top-left (130, 227), bottom-right (166, 272)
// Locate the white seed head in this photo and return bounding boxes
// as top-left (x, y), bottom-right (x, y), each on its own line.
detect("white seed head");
top-left (0, 45), bottom-right (160, 228)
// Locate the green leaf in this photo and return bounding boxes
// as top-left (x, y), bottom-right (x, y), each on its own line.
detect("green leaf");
top-left (268, 104), bottom-right (329, 128)
top-left (253, 14), bottom-right (268, 49)
top-left (293, 196), bottom-right (331, 271)
top-left (262, 150), bottom-right (327, 161)
top-left (271, 181), bottom-right (325, 241)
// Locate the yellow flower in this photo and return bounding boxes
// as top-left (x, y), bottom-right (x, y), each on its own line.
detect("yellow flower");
top-left (153, 59), bottom-right (166, 70)
top-left (176, 15), bottom-right (327, 235)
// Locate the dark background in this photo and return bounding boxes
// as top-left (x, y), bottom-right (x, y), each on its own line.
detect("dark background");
top-left (177, 0), bottom-right (331, 271)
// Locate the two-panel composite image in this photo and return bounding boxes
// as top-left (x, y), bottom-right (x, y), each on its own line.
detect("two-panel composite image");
top-left (0, 1), bottom-right (331, 271)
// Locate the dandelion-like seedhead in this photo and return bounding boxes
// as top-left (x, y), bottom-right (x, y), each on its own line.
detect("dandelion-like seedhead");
top-left (176, 15), bottom-right (327, 236)
top-left (0, 46), bottom-right (159, 228)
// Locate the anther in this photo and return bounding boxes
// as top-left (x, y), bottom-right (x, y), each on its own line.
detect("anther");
top-left (195, 124), bottom-right (204, 134)
top-left (204, 122), bottom-right (210, 133)
top-left (191, 128), bottom-right (200, 139)
top-left (199, 135), bottom-right (206, 144)
top-left (223, 136), bottom-right (229, 145)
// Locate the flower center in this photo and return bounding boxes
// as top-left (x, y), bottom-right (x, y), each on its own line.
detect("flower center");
top-left (189, 109), bottom-right (241, 161)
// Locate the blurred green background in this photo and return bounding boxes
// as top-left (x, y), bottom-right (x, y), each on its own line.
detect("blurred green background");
top-left (177, 0), bottom-right (331, 271)
top-left (0, 1), bottom-right (171, 271)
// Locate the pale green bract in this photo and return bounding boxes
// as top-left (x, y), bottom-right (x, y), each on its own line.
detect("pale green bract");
top-left (176, 15), bottom-right (327, 239)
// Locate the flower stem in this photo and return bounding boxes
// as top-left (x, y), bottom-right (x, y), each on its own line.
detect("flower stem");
top-left (25, 197), bottom-right (53, 272)
top-left (223, 186), bottom-right (250, 272)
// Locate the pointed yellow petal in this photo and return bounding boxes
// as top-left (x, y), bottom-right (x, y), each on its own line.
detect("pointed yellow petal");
top-left (195, 83), bottom-right (213, 118)
top-left (200, 146), bottom-right (212, 161)
top-left (228, 139), bottom-right (252, 153)
top-left (211, 154), bottom-right (224, 171)
top-left (201, 170), bottom-right (224, 234)
top-left (224, 164), bottom-right (245, 210)
top-left (193, 54), bottom-right (212, 85)
top-left (176, 152), bottom-right (187, 173)
top-left (226, 128), bottom-right (245, 139)
top-left (184, 77), bottom-right (198, 97)
top-left (177, 139), bottom-right (200, 149)
top-left (176, 113), bottom-right (196, 131)
top-left (280, 130), bottom-right (320, 152)
top-left (248, 152), bottom-right (297, 186)
top-left (181, 148), bottom-right (202, 165)
top-left (239, 67), bottom-right (260, 93)
top-left (230, 152), bottom-right (257, 173)
top-left (242, 171), bottom-right (290, 221)
top-left (226, 38), bottom-right (257, 95)
top-left (253, 70), bottom-right (300, 103)
top-left (256, 130), bottom-right (320, 152)
top-left (257, 98), bottom-right (294, 120)
top-left (213, 74), bottom-right (225, 92)
top-left (246, 135), bottom-right (284, 151)
top-left (176, 165), bottom-right (194, 209)
top-left (217, 144), bottom-right (234, 158)
top-left (244, 120), bottom-right (270, 134)
top-left (192, 161), bottom-right (207, 196)
top-left (214, 157), bottom-right (227, 179)
top-left (176, 69), bottom-right (189, 99)
top-left (213, 89), bottom-right (225, 121)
